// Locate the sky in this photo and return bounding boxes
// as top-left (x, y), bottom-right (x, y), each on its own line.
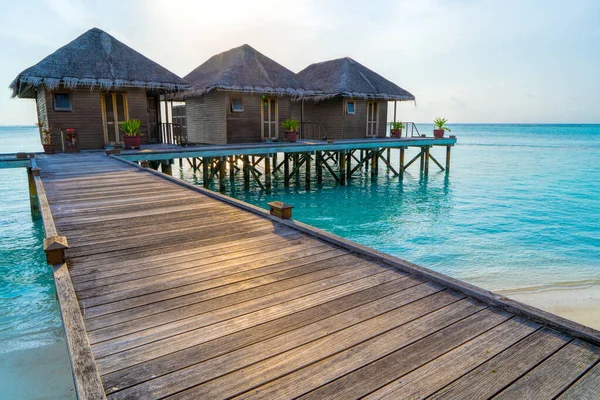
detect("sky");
top-left (0, 0), bottom-right (599, 125)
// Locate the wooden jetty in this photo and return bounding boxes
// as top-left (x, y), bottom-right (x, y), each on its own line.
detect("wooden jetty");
top-left (119, 137), bottom-right (456, 193)
top-left (20, 151), bottom-right (600, 399)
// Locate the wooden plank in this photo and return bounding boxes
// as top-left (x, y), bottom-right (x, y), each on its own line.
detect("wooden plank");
top-left (428, 328), bottom-right (571, 399)
top-left (102, 277), bottom-right (425, 393)
top-left (108, 282), bottom-right (447, 399)
top-left (91, 265), bottom-right (391, 358)
top-left (53, 263), bottom-right (107, 400)
top-left (172, 298), bottom-right (494, 399)
top-left (558, 361), bottom-right (600, 399)
top-left (492, 340), bottom-right (600, 399)
top-left (95, 270), bottom-right (403, 374)
top-left (364, 317), bottom-right (540, 399)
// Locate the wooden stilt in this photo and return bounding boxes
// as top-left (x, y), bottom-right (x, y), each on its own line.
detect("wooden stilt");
top-left (192, 157), bottom-right (197, 171)
top-left (340, 150), bottom-right (346, 185)
top-left (219, 157), bottom-right (226, 192)
top-left (283, 153), bottom-right (290, 184)
top-left (27, 167), bottom-right (40, 219)
top-left (265, 155), bottom-right (272, 193)
top-left (346, 150), bottom-right (352, 179)
top-left (202, 157), bottom-right (209, 188)
top-left (316, 151), bottom-right (323, 183)
top-left (446, 145), bottom-right (451, 173)
top-left (420, 148), bottom-right (425, 172)
top-left (371, 148), bottom-right (378, 181)
top-left (424, 147), bottom-right (430, 175)
top-left (294, 154), bottom-right (300, 180)
top-left (273, 153), bottom-right (278, 171)
top-left (386, 148), bottom-right (391, 171)
top-left (229, 156), bottom-right (235, 181)
top-left (178, 158), bottom-right (183, 168)
top-left (243, 155), bottom-right (250, 189)
top-left (162, 161), bottom-right (172, 176)
top-left (305, 153), bottom-right (311, 190)
top-left (399, 147), bottom-right (405, 178)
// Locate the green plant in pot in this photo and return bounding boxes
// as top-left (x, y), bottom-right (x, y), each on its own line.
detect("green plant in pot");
top-left (40, 125), bottom-right (54, 154)
top-left (390, 121), bottom-right (406, 138)
top-left (281, 118), bottom-right (300, 143)
top-left (120, 119), bottom-right (143, 149)
top-left (433, 118), bottom-right (451, 138)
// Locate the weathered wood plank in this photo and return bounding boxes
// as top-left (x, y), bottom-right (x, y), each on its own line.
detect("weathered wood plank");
top-left (492, 339), bottom-right (600, 399)
top-left (558, 361), bottom-right (600, 400)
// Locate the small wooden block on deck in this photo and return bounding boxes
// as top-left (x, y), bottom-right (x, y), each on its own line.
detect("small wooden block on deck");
top-left (268, 201), bottom-right (294, 219)
top-left (43, 235), bottom-right (69, 265)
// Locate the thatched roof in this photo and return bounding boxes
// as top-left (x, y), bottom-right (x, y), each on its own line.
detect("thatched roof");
top-left (180, 44), bottom-right (308, 99)
top-left (297, 57), bottom-right (415, 102)
top-left (10, 28), bottom-right (190, 98)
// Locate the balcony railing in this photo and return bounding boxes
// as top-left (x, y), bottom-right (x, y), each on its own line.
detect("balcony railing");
top-left (160, 123), bottom-right (187, 145)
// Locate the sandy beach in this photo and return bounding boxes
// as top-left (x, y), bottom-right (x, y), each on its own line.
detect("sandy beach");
top-left (500, 284), bottom-right (600, 331)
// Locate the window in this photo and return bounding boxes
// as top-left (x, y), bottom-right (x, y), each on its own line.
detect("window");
top-left (230, 98), bottom-right (243, 112)
top-left (53, 93), bottom-right (72, 111)
top-left (346, 100), bottom-right (355, 115)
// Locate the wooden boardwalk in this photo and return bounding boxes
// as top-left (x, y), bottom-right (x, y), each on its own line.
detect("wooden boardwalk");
top-left (34, 152), bottom-right (600, 399)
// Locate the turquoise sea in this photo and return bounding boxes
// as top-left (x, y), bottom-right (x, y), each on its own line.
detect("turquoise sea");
top-left (172, 124), bottom-right (600, 292)
top-left (0, 127), bottom-right (75, 399)
top-left (0, 124), bottom-right (599, 398)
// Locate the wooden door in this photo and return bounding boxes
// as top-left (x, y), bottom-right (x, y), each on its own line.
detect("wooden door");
top-left (366, 101), bottom-right (379, 137)
top-left (101, 93), bottom-right (128, 144)
top-left (147, 96), bottom-right (159, 143)
top-left (261, 97), bottom-right (278, 140)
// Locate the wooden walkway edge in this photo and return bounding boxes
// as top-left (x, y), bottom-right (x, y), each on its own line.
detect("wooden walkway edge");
top-left (30, 152), bottom-right (600, 399)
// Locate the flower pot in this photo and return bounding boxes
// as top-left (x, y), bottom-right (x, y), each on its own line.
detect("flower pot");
top-left (122, 135), bottom-right (141, 149)
top-left (285, 131), bottom-right (297, 142)
top-left (391, 129), bottom-right (402, 138)
top-left (433, 129), bottom-right (445, 138)
top-left (43, 144), bottom-right (55, 154)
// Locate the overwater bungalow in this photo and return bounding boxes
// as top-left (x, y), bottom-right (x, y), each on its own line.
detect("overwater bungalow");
top-left (298, 57), bottom-right (415, 139)
top-left (180, 44), bottom-right (306, 145)
top-left (10, 28), bottom-right (189, 150)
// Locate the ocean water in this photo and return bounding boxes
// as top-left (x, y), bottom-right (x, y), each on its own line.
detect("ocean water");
top-left (0, 127), bottom-right (75, 399)
top-left (171, 124), bottom-right (600, 292)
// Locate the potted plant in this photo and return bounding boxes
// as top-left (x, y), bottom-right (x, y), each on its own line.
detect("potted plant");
top-left (390, 121), bottom-right (405, 138)
top-left (433, 118), bottom-right (451, 138)
top-left (41, 126), bottom-right (54, 154)
top-left (281, 118), bottom-right (300, 142)
top-left (119, 119), bottom-right (142, 149)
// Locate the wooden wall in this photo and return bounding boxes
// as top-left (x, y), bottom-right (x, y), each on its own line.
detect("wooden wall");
top-left (37, 86), bottom-right (151, 151)
top-left (225, 93), bottom-right (261, 143)
top-left (302, 98), bottom-right (388, 139)
top-left (186, 92), bottom-right (227, 145)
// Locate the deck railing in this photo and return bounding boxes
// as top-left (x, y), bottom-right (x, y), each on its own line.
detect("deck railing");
top-left (160, 123), bottom-right (187, 146)
top-left (387, 121), bottom-right (422, 138)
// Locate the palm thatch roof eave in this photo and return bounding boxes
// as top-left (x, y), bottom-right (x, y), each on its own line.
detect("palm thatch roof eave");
top-left (10, 27), bottom-right (191, 99)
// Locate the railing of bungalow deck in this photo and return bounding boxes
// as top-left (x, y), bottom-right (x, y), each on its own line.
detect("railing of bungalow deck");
top-left (160, 123), bottom-right (187, 145)
top-left (387, 121), bottom-right (422, 137)
top-left (300, 121), bottom-right (328, 140)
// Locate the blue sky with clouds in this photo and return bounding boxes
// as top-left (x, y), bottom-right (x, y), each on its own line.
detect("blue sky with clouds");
top-left (0, 0), bottom-right (598, 124)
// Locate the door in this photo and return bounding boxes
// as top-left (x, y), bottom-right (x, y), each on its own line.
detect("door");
top-left (366, 101), bottom-right (379, 137)
top-left (261, 97), bottom-right (278, 140)
top-left (101, 93), bottom-right (128, 144)
top-left (147, 96), bottom-right (159, 143)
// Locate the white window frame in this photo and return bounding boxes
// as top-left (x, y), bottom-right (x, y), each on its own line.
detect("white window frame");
top-left (346, 100), bottom-right (355, 115)
top-left (230, 98), bottom-right (244, 113)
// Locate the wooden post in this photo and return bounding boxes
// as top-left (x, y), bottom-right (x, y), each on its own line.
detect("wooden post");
top-left (192, 157), bottom-right (197, 171)
top-left (371, 149), bottom-right (378, 181)
top-left (386, 148), bottom-right (391, 171)
top-left (203, 157), bottom-right (210, 188)
top-left (273, 153), bottom-right (278, 171)
top-left (424, 147), bottom-right (430, 175)
top-left (399, 147), bottom-right (405, 178)
top-left (294, 154), bottom-right (300, 180)
top-left (316, 151), bottom-right (323, 183)
top-left (229, 156), bottom-right (235, 181)
top-left (339, 151), bottom-right (346, 185)
top-left (446, 145), bottom-right (451, 173)
top-left (346, 150), bottom-right (352, 179)
top-left (265, 154), bottom-right (272, 193)
top-left (44, 236), bottom-right (69, 265)
top-left (243, 155), bottom-right (250, 189)
top-left (219, 157), bottom-right (226, 192)
top-left (284, 153), bottom-right (290, 184)
top-left (420, 148), bottom-right (425, 172)
top-left (305, 153), bottom-right (311, 190)
top-left (393, 101), bottom-right (397, 125)
top-left (27, 167), bottom-right (40, 219)
top-left (161, 161), bottom-right (172, 176)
